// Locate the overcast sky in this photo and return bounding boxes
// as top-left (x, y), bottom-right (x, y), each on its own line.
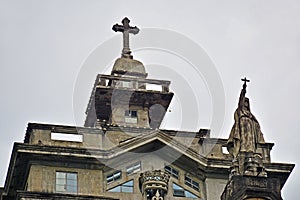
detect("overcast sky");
top-left (0, 0), bottom-right (299, 199)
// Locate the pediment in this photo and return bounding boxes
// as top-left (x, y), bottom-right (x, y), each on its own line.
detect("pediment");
top-left (104, 129), bottom-right (208, 167)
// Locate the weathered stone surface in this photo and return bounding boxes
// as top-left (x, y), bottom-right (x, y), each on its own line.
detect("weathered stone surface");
top-left (221, 175), bottom-right (283, 200)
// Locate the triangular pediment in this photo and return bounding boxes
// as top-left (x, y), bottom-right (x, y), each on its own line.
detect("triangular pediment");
top-left (103, 129), bottom-right (208, 167)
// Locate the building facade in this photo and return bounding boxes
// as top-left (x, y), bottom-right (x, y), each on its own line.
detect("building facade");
top-left (0, 18), bottom-right (294, 200)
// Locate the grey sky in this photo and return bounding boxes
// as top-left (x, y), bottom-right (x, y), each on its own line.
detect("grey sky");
top-left (0, 0), bottom-right (299, 199)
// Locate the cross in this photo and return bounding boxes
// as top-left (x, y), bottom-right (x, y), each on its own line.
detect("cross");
top-left (112, 17), bottom-right (140, 58)
top-left (241, 77), bottom-right (250, 89)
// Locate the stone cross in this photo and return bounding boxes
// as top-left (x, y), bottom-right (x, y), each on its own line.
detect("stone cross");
top-left (112, 17), bottom-right (140, 58)
top-left (241, 77), bottom-right (250, 89)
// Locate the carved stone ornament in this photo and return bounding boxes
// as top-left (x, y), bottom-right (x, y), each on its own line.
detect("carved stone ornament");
top-left (139, 170), bottom-right (170, 200)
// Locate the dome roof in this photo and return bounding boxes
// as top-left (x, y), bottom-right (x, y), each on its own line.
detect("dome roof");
top-left (111, 57), bottom-right (147, 78)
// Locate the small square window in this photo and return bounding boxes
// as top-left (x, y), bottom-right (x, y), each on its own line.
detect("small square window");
top-left (107, 170), bottom-right (122, 184)
top-left (164, 165), bottom-right (179, 179)
top-left (125, 110), bottom-right (138, 123)
top-left (55, 172), bottom-right (77, 194)
top-left (184, 176), bottom-right (200, 191)
top-left (126, 162), bottom-right (141, 175)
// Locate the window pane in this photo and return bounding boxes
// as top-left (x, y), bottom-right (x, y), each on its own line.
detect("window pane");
top-left (127, 162), bottom-right (141, 174)
top-left (131, 111), bottom-right (137, 117)
top-left (173, 183), bottom-right (198, 199)
top-left (68, 179), bottom-right (77, 187)
top-left (107, 170), bottom-right (122, 183)
top-left (165, 166), bottom-right (171, 172)
top-left (113, 171), bottom-right (121, 179)
top-left (192, 180), bottom-right (199, 190)
top-left (56, 184), bottom-right (65, 192)
top-left (122, 186), bottom-right (133, 193)
top-left (133, 163), bottom-right (141, 170)
top-left (67, 173), bottom-right (77, 180)
top-left (107, 175), bottom-right (113, 183)
top-left (109, 186), bottom-right (121, 192)
top-left (174, 189), bottom-right (185, 197)
top-left (173, 183), bottom-right (182, 190)
top-left (123, 180), bottom-right (133, 186)
top-left (56, 177), bottom-right (66, 184)
top-left (172, 169), bottom-right (179, 175)
top-left (67, 185), bottom-right (77, 193)
top-left (108, 180), bottom-right (133, 193)
top-left (185, 191), bottom-right (197, 198)
top-left (56, 172), bottom-right (65, 179)
top-left (185, 177), bottom-right (191, 182)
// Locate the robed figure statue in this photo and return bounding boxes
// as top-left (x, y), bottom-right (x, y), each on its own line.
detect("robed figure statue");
top-left (227, 78), bottom-right (265, 160)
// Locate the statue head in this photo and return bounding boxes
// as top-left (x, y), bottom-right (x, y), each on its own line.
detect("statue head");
top-left (243, 97), bottom-right (250, 111)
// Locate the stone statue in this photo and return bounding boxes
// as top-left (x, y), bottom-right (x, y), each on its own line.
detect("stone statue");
top-left (227, 78), bottom-right (265, 159)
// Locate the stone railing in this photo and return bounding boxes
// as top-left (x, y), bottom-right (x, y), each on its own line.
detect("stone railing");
top-left (96, 74), bottom-right (170, 93)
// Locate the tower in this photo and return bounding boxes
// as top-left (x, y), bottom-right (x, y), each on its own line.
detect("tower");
top-left (84, 17), bottom-right (173, 130)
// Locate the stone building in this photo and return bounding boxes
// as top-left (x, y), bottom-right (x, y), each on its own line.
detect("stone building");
top-left (0, 18), bottom-right (294, 200)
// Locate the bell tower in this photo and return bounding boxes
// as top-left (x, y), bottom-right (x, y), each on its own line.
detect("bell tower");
top-left (84, 17), bottom-right (174, 129)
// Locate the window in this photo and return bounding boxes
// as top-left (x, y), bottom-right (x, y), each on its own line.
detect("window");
top-left (122, 81), bottom-right (133, 88)
top-left (173, 183), bottom-right (198, 198)
top-left (126, 162), bottom-right (141, 175)
top-left (146, 83), bottom-right (162, 91)
top-left (164, 165), bottom-right (179, 179)
top-left (55, 172), bottom-right (77, 193)
top-left (51, 132), bottom-right (83, 142)
top-left (116, 81), bottom-right (133, 88)
top-left (185, 176), bottom-right (200, 191)
top-left (106, 170), bottom-right (122, 184)
top-left (125, 110), bottom-right (138, 123)
top-left (108, 180), bottom-right (134, 193)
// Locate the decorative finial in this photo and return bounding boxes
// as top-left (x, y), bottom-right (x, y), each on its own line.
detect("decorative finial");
top-left (112, 17), bottom-right (140, 59)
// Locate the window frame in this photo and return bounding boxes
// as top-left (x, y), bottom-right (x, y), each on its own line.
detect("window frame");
top-left (184, 176), bottom-right (200, 191)
top-left (55, 171), bottom-right (78, 194)
top-left (126, 161), bottom-right (141, 175)
top-left (106, 170), bottom-right (122, 184)
top-left (164, 165), bottom-right (179, 179)
top-left (125, 110), bottom-right (138, 123)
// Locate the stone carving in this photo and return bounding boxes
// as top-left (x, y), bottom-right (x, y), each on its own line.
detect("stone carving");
top-left (112, 17), bottom-right (140, 58)
top-left (139, 170), bottom-right (170, 200)
top-left (227, 78), bottom-right (265, 158)
top-left (152, 190), bottom-right (163, 200)
top-left (227, 78), bottom-right (267, 177)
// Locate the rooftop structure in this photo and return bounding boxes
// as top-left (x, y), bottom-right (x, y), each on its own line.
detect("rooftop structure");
top-left (0, 17), bottom-right (294, 200)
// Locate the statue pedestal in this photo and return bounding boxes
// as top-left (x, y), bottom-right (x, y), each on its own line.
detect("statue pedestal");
top-left (221, 175), bottom-right (282, 200)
